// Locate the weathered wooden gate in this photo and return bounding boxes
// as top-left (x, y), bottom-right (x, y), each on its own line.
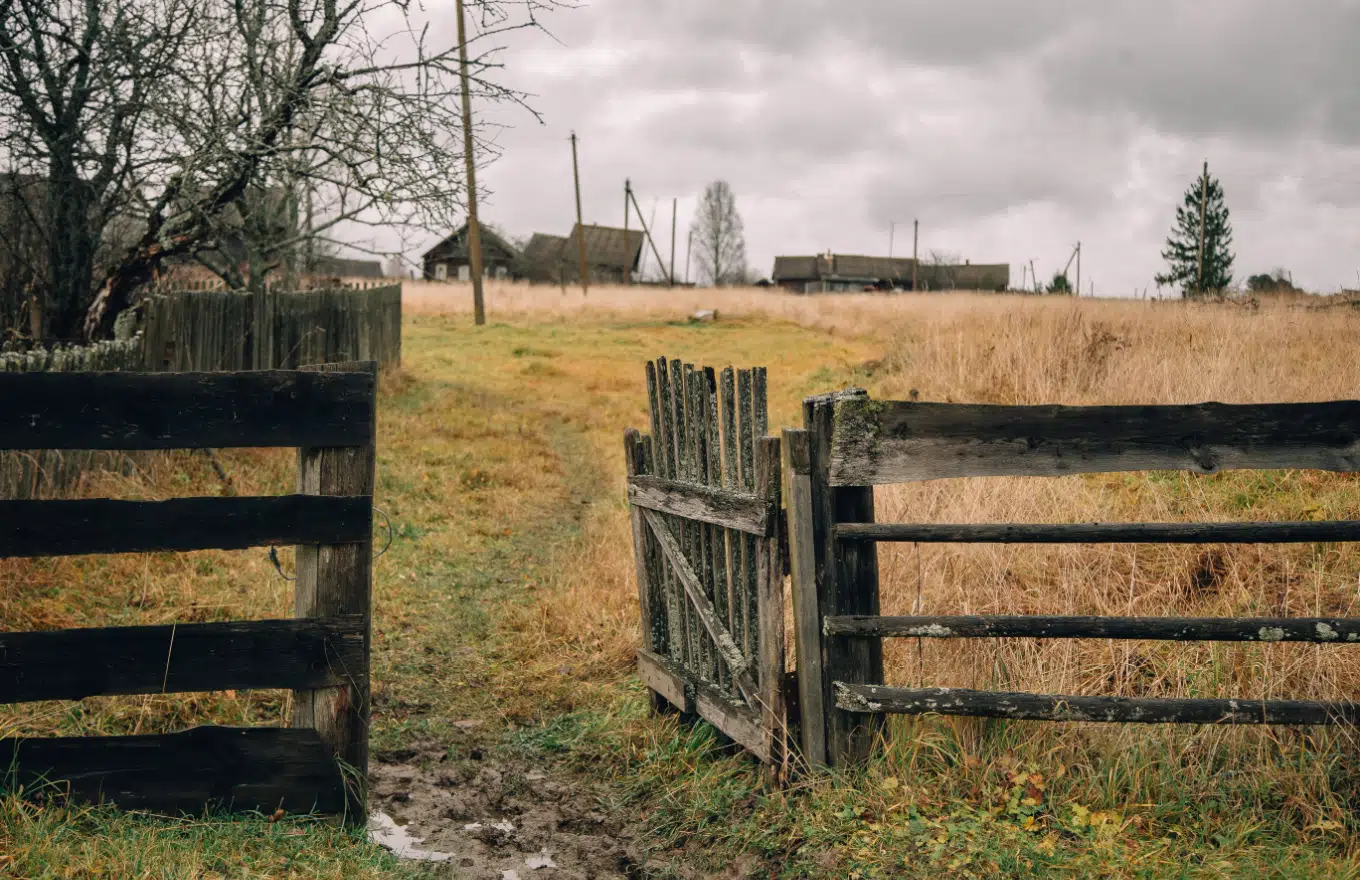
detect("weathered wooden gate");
top-left (625, 357), bottom-right (785, 767)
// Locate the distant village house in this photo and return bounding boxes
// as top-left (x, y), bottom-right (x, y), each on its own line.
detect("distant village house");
top-left (772, 252), bottom-right (1009, 293)
top-left (422, 223), bottom-right (521, 282)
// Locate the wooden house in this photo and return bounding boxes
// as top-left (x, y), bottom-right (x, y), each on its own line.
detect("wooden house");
top-left (558, 223), bottom-right (645, 284)
top-left (422, 223), bottom-right (521, 282)
top-left (771, 252), bottom-right (1009, 293)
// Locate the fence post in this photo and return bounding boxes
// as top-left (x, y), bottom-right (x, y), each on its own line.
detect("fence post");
top-left (782, 428), bottom-right (826, 767)
top-left (292, 360), bottom-right (376, 822)
top-left (804, 391), bottom-right (884, 766)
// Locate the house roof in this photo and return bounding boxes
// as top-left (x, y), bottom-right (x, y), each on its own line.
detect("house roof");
top-left (422, 222), bottom-right (520, 262)
top-left (521, 233), bottom-right (566, 268)
top-left (563, 223), bottom-right (644, 271)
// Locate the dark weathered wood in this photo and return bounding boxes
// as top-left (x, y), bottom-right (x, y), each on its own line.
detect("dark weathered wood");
top-left (642, 508), bottom-right (758, 701)
top-left (719, 367), bottom-right (744, 688)
top-left (0, 495), bottom-right (372, 558)
top-left (783, 429), bottom-right (827, 766)
top-left (754, 435), bottom-right (786, 775)
top-left (829, 397), bottom-right (1360, 486)
top-left (627, 476), bottom-right (775, 535)
top-left (702, 367), bottom-right (730, 693)
top-left (625, 431), bottom-right (656, 657)
top-left (738, 370), bottom-right (757, 663)
top-left (1, 726), bottom-right (346, 814)
top-left (292, 361), bottom-right (376, 823)
top-left (0, 615), bottom-right (366, 704)
top-left (654, 358), bottom-right (685, 667)
top-left (637, 648), bottom-right (692, 713)
top-left (672, 359), bottom-right (700, 671)
top-left (693, 676), bottom-right (770, 762)
top-left (825, 614), bottom-right (1360, 642)
top-left (0, 370), bottom-right (377, 451)
top-left (806, 391), bottom-right (884, 766)
top-left (835, 684), bottom-right (1360, 725)
top-left (835, 521), bottom-right (1360, 544)
top-left (686, 366), bottom-right (716, 683)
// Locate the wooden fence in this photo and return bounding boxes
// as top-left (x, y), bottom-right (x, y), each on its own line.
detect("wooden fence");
top-left (1, 284), bottom-right (400, 501)
top-left (140, 284), bottom-right (402, 372)
top-left (785, 391), bottom-right (1360, 766)
top-left (0, 364), bottom-right (377, 820)
top-left (626, 357), bottom-right (786, 772)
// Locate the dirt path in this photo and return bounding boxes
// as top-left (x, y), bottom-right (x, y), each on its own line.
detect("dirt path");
top-left (364, 356), bottom-right (649, 877)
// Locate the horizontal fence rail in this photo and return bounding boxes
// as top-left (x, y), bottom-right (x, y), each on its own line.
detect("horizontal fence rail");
top-left (834, 684), bottom-right (1360, 726)
top-left (827, 397), bottom-right (1360, 485)
top-left (1, 727), bottom-right (347, 814)
top-left (0, 616), bottom-right (366, 703)
top-left (0, 495), bottom-right (372, 558)
top-left (627, 474), bottom-right (775, 536)
top-left (1, 370), bottom-right (376, 451)
top-left (834, 521), bottom-right (1360, 544)
top-left (824, 614), bottom-right (1360, 642)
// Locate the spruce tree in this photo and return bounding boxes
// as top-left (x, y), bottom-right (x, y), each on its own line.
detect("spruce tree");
top-left (1155, 163), bottom-right (1234, 297)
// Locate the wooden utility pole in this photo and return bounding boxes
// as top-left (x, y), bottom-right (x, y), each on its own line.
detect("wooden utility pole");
top-left (628, 186), bottom-right (672, 285)
top-left (888, 221), bottom-right (896, 258)
top-left (1197, 160), bottom-right (1208, 296)
top-left (1075, 241), bottom-right (1081, 297)
top-left (911, 219), bottom-right (919, 291)
top-left (685, 227), bottom-right (696, 285)
top-left (455, 0), bottom-right (485, 325)
top-left (571, 132), bottom-right (588, 294)
top-left (669, 198), bottom-right (677, 288)
top-left (623, 180), bottom-right (631, 285)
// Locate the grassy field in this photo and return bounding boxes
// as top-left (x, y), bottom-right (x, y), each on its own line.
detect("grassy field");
top-left (4, 282), bottom-right (1360, 877)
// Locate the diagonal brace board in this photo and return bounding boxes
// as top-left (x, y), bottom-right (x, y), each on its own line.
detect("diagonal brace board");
top-left (642, 508), bottom-right (759, 702)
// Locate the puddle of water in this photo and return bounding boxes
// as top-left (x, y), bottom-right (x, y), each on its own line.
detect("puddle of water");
top-left (369, 811), bottom-right (454, 862)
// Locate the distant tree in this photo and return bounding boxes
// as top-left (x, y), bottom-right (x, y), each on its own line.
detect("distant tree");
top-left (1246, 268), bottom-right (1294, 293)
top-left (690, 180), bottom-right (747, 286)
top-left (1047, 272), bottom-right (1072, 294)
top-left (1155, 164), bottom-right (1234, 297)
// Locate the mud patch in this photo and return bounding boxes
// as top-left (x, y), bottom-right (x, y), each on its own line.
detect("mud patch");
top-left (370, 741), bottom-right (644, 879)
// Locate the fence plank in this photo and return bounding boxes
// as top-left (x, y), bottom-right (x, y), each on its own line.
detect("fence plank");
top-left (835, 521), bottom-right (1360, 544)
top-left (656, 359), bottom-right (687, 669)
top-left (625, 430), bottom-right (657, 659)
top-left (0, 370), bottom-right (375, 451)
top-left (835, 684), bottom-right (1360, 725)
top-left (2, 726), bottom-right (346, 814)
top-left (783, 429), bottom-right (827, 766)
top-left (806, 390), bottom-right (884, 765)
top-left (693, 677), bottom-right (770, 761)
top-left (0, 616), bottom-right (365, 703)
top-left (0, 495), bottom-right (371, 558)
top-left (755, 435), bottom-right (785, 775)
top-left (292, 361), bottom-right (376, 823)
top-left (825, 614), bottom-right (1360, 643)
top-left (636, 648), bottom-right (691, 713)
top-left (627, 476), bottom-right (774, 535)
top-left (719, 368), bottom-right (742, 674)
top-left (829, 397), bottom-right (1360, 486)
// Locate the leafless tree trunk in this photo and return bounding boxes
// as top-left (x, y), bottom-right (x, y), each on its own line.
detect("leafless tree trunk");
top-left (689, 180), bottom-right (747, 287)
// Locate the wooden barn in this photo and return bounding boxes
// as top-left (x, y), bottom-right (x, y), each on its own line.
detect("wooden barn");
top-left (422, 223), bottom-right (521, 282)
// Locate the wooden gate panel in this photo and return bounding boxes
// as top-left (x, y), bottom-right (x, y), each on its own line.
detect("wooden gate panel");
top-left (628, 357), bottom-right (784, 768)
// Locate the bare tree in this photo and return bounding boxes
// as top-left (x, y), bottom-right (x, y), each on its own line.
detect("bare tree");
top-left (690, 180), bottom-right (747, 287)
top-left (1, 0), bottom-right (564, 338)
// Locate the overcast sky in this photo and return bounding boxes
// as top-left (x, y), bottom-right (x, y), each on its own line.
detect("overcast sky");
top-left (368, 0), bottom-right (1360, 295)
